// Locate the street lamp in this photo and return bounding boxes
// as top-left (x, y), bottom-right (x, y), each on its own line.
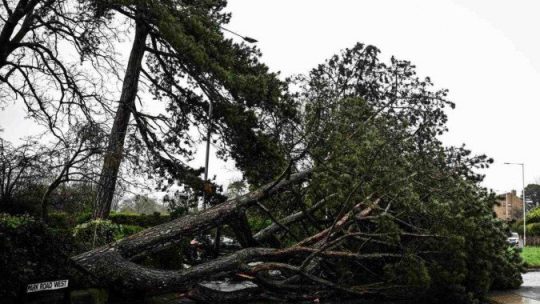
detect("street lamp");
top-left (504, 162), bottom-right (526, 246)
top-left (202, 100), bottom-right (213, 210)
top-left (202, 29), bottom-right (257, 210)
top-left (220, 27), bottom-right (258, 43)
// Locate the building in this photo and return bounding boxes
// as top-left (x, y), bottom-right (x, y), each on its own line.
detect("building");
top-left (494, 190), bottom-right (523, 221)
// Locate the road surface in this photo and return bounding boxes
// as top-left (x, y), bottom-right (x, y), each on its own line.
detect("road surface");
top-left (490, 271), bottom-right (540, 303)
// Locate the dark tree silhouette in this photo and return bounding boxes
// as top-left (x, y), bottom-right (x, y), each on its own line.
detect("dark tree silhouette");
top-left (0, 0), bottom-right (117, 135)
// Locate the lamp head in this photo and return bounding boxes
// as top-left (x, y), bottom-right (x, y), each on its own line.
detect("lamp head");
top-left (243, 36), bottom-right (258, 43)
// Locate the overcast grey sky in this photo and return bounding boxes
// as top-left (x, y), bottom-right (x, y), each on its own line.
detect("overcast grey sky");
top-left (224, 0), bottom-right (540, 193)
top-left (1, 0), bottom-right (539, 194)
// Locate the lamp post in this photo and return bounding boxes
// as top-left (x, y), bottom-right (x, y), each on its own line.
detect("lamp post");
top-left (504, 162), bottom-right (526, 246)
top-left (202, 30), bottom-right (257, 210)
top-left (202, 100), bottom-right (213, 210)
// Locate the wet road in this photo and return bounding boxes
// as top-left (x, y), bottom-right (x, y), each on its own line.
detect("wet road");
top-left (490, 271), bottom-right (540, 303)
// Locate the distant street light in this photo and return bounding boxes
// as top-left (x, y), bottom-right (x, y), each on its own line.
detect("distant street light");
top-left (504, 162), bottom-right (526, 246)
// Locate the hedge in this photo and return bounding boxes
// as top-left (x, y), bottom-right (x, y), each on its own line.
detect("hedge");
top-left (511, 222), bottom-right (540, 236)
top-left (526, 208), bottom-right (540, 225)
top-left (73, 220), bottom-right (145, 251)
top-left (0, 214), bottom-right (74, 302)
top-left (46, 211), bottom-right (171, 230)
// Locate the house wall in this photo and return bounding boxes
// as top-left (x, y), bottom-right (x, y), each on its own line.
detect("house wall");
top-left (494, 190), bottom-right (523, 221)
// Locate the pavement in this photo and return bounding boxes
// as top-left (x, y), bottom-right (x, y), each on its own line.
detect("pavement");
top-left (489, 271), bottom-right (540, 303)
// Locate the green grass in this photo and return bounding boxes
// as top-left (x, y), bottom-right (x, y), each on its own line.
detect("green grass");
top-left (521, 246), bottom-right (540, 267)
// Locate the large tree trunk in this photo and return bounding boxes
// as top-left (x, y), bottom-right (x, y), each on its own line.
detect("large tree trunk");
top-left (72, 171), bottom-right (312, 291)
top-left (40, 185), bottom-right (55, 222)
top-left (93, 19), bottom-right (148, 219)
top-left (72, 170), bottom-right (408, 302)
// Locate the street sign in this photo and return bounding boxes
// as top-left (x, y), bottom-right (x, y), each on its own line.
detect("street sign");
top-left (27, 280), bottom-right (69, 293)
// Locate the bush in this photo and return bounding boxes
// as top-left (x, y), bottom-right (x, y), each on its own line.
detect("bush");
top-left (514, 207), bottom-right (540, 231)
top-left (510, 222), bottom-right (540, 236)
top-left (73, 220), bottom-right (116, 251)
top-left (0, 214), bottom-right (74, 303)
top-left (527, 208), bottom-right (540, 224)
top-left (528, 223), bottom-right (540, 236)
top-left (47, 211), bottom-right (82, 230)
top-left (75, 211), bottom-right (92, 224)
top-left (73, 220), bottom-right (144, 251)
top-left (114, 224), bottom-right (144, 239)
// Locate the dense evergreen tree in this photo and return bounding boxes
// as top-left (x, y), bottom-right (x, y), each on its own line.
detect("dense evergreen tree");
top-left (294, 44), bottom-right (522, 301)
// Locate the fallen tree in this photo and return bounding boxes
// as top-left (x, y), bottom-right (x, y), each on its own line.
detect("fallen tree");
top-left (70, 167), bottom-right (491, 302)
top-left (72, 172), bottom-right (410, 300)
top-left (72, 43), bottom-right (524, 303)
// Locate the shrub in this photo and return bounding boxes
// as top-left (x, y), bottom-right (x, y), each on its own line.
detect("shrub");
top-left (72, 220), bottom-right (144, 251)
top-left (525, 208), bottom-right (540, 225)
top-left (529, 208), bottom-right (540, 221)
top-left (73, 220), bottom-right (117, 251)
top-left (114, 224), bottom-right (144, 239)
top-left (0, 214), bottom-right (74, 303)
top-left (76, 211), bottom-right (92, 224)
top-left (47, 211), bottom-right (81, 230)
top-left (514, 208), bottom-right (540, 231)
top-left (528, 223), bottom-right (540, 236)
top-left (510, 222), bottom-right (540, 236)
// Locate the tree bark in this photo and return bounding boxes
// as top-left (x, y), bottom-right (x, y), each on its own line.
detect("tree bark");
top-left (72, 170), bottom-right (312, 290)
top-left (253, 193), bottom-right (336, 242)
top-left (40, 184), bottom-right (55, 222)
top-left (229, 210), bottom-right (258, 247)
top-left (93, 19), bottom-right (148, 219)
top-left (71, 170), bottom-right (407, 299)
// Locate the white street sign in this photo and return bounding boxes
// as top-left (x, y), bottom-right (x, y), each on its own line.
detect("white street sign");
top-left (27, 280), bottom-right (69, 293)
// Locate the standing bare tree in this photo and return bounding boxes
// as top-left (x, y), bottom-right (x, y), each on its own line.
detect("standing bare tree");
top-left (40, 123), bottom-right (105, 220)
top-left (0, 138), bottom-right (40, 205)
top-left (0, 0), bottom-right (118, 134)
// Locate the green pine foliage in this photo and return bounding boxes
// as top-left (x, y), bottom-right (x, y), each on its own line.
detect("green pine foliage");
top-left (291, 44), bottom-right (525, 302)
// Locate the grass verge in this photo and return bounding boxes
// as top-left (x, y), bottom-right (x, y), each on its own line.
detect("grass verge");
top-left (521, 246), bottom-right (540, 267)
